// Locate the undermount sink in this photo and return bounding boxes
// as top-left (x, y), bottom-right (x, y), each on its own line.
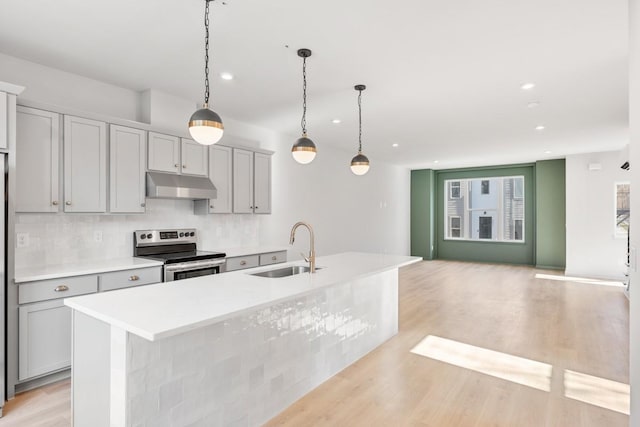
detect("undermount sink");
top-left (250, 265), bottom-right (322, 278)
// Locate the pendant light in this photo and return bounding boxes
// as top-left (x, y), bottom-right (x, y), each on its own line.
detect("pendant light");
top-left (291, 49), bottom-right (317, 164)
top-left (351, 84), bottom-right (370, 175)
top-left (188, 0), bottom-right (224, 145)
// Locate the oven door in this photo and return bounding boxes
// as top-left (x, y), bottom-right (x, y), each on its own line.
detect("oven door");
top-left (164, 258), bottom-right (227, 282)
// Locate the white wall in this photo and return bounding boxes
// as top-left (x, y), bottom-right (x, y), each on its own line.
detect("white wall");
top-left (565, 150), bottom-right (629, 280)
top-left (629, 0), bottom-right (640, 422)
top-left (2, 53), bottom-right (410, 268)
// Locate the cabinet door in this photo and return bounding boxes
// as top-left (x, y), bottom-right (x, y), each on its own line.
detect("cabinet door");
top-left (254, 152), bottom-right (272, 214)
top-left (208, 145), bottom-right (232, 213)
top-left (16, 107), bottom-right (60, 212)
top-left (19, 299), bottom-right (71, 380)
top-left (0, 92), bottom-right (6, 149)
top-left (181, 138), bottom-right (208, 177)
top-left (109, 125), bottom-right (146, 213)
top-left (233, 148), bottom-right (254, 213)
top-left (63, 116), bottom-right (107, 212)
top-left (148, 132), bottom-right (180, 174)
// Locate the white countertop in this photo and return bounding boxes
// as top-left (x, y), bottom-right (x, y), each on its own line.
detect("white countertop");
top-left (65, 252), bottom-right (421, 341)
top-left (206, 246), bottom-right (290, 258)
top-left (15, 257), bottom-right (164, 283)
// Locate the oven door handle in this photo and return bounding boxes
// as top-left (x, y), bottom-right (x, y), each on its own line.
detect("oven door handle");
top-left (164, 258), bottom-right (227, 273)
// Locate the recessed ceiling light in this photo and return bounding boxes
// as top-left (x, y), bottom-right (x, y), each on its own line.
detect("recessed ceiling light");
top-left (527, 101), bottom-right (540, 108)
top-left (521, 82), bottom-right (536, 90)
top-left (434, 160), bottom-right (440, 164)
top-left (331, 119), bottom-right (341, 124)
top-left (544, 150), bottom-right (552, 154)
top-left (392, 143), bottom-right (399, 148)
top-left (220, 72), bottom-right (234, 80)
top-left (535, 125), bottom-right (545, 131)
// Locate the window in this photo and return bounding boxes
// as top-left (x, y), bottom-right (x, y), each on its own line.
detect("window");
top-left (513, 178), bottom-right (524, 199)
top-left (514, 219), bottom-right (523, 241)
top-left (449, 216), bottom-right (461, 238)
top-left (450, 181), bottom-right (461, 199)
top-left (444, 175), bottom-right (525, 242)
top-left (616, 182), bottom-right (630, 237)
top-left (481, 180), bottom-right (490, 195)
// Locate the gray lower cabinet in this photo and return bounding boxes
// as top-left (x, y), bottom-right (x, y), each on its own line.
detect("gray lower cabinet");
top-left (226, 251), bottom-right (287, 272)
top-left (17, 266), bottom-right (161, 382)
top-left (18, 299), bottom-right (71, 381)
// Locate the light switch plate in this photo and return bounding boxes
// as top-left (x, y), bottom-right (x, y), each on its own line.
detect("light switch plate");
top-left (16, 233), bottom-right (29, 248)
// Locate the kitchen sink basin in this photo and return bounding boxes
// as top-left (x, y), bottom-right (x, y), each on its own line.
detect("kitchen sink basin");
top-left (250, 265), bottom-right (322, 278)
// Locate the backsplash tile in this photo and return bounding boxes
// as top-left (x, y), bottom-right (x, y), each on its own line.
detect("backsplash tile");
top-left (15, 199), bottom-right (261, 269)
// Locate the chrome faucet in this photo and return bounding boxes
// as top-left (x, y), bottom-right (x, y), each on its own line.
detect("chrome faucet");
top-left (289, 221), bottom-right (316, 273)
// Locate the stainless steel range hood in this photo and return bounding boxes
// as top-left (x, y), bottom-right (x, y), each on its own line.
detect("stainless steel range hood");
top-left (146, 172), bottom-right (217, 200)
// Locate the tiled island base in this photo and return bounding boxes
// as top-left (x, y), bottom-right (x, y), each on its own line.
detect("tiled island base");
top-left (72, 269), bottom-right (399, 426)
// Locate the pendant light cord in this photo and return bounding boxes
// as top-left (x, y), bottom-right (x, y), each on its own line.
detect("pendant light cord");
top-left (204, 0), bottom-right (211, 105)
top-left (358, 89), bottom-right (363, 153)
top-left (301, 56), bottom-right (307, 135)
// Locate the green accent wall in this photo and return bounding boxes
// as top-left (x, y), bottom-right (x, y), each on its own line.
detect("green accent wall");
top-left (435, 165), bottom-right (536, 265)
top-left (410, 161), bottom-right (568, 268)
top-left (535, 159), bottom-right (566, 269)
top-left (411, 169), bottom-right (435, 259)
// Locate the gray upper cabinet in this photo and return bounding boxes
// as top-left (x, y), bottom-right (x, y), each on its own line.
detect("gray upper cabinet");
top-left (109, 125), bottom-right (146, 213)
top-left (180, 138), bottom-right (208, 177)
top-left (233, 148), bottom-right (254, 214)
top-left (148, 133), bottom-right (207, 177)
top-left (194, 144), bottom-right (232, 214)
top-left (0, 91), bottom-right (7, 149)
top-left (232, 148), bottom-right (272, 214)
top-left (254, 152), bottom-right (272, 214)
top-left (148, 132), bottom-right (180, 174)
top-left (63, 115), bottom-right (107, 213)
top-left (16, 106), bottom-right (61, 213)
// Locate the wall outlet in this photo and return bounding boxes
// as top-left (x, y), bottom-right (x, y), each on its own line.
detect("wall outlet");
top-left (16, 233), bottom-right (29, 248)
top-left (94, 230), bottom-right (103, 243)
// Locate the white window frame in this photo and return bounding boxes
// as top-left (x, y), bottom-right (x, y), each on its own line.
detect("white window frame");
top-left (449, 216), bottom-right (462, 239)
top-left (513, 177), bottom-right (524, 200)
top-left (450, 181), bottom-right (461, 199)
top-left (444, 175), bottom-right (525, 243)
top-left (614, 181), bottom-right (630, 238)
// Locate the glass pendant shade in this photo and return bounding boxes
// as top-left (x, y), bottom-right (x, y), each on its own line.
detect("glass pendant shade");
top-left (350, 152), bottom-right (370, 175)
top-left (188, 105), bottom-right (224, 145)
top-left (291, 135), bottom-right (317, 164)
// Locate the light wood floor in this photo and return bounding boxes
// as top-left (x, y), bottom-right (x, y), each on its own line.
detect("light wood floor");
top-left (0, 261), bottom-right (629, 426)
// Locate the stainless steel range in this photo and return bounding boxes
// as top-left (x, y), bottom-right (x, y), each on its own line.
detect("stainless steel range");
top-left (133, 229), bottom-right (226, 282)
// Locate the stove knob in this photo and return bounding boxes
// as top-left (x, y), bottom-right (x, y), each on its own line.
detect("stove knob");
top-left (179, 232), bottom-right (185, 237)
top-left (146, 233), bottom-right (152, 239)
top-left (140, 234), bottom-right (146, 239)
top-left (190, 232), bottom-right (195, 237)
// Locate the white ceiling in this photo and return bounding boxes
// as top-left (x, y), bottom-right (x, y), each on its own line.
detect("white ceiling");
top-left (0, 0), bottom-right (629, 169)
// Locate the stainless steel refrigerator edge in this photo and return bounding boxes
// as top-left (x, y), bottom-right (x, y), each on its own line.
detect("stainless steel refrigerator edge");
top-left (1, 83), bottom-right (23, 417)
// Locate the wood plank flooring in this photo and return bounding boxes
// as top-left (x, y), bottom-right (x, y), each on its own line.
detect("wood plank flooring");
top-left (0, 260), bottom-right (629, 426)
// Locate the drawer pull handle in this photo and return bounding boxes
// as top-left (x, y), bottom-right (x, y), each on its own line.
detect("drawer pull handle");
top-left (129, 275), bottom-right (140, 281)
top-left (272, 256), bottom-right (277, 261)
top-left (174, 163), bottom-right (179, 168)
top-left (210, 205), bottom-right (214, 209)
top-left (54, 285), bottom-right (69, 292)
top-left (183, 164), bottom-right (187, 168)
top-left (240, 260), bottom-right (247, 266)
top-left (65, 201), bottom-right (72, 206)
top-left (140, 203), bottom-right (146, 207)
top-left (52, 201), bottom-right (59, 206)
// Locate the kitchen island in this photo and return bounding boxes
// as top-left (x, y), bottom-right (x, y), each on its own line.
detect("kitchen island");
top-left (65, 252), bottom-right (421, 426)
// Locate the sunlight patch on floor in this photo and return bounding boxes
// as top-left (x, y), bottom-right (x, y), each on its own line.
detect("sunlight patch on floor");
top-left (410, 335), bottom-right (552, 392)
top-left (535, 273), bottom-right (624, 287)
top-left (564, 369), bottom-right (630, 415)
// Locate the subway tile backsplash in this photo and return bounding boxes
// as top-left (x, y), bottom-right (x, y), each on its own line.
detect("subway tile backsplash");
top-left (15, 199), bottom-right (261, 269)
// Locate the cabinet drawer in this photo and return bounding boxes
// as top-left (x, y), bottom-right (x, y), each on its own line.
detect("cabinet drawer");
top-left (259, 251), bottom-right (287, 266)
top-left (226, 255), bottom-right (259, 271)
top-left (100, 267), bottom-right (162, 292)
top-left (19, 275), bottom-right (98, 304)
